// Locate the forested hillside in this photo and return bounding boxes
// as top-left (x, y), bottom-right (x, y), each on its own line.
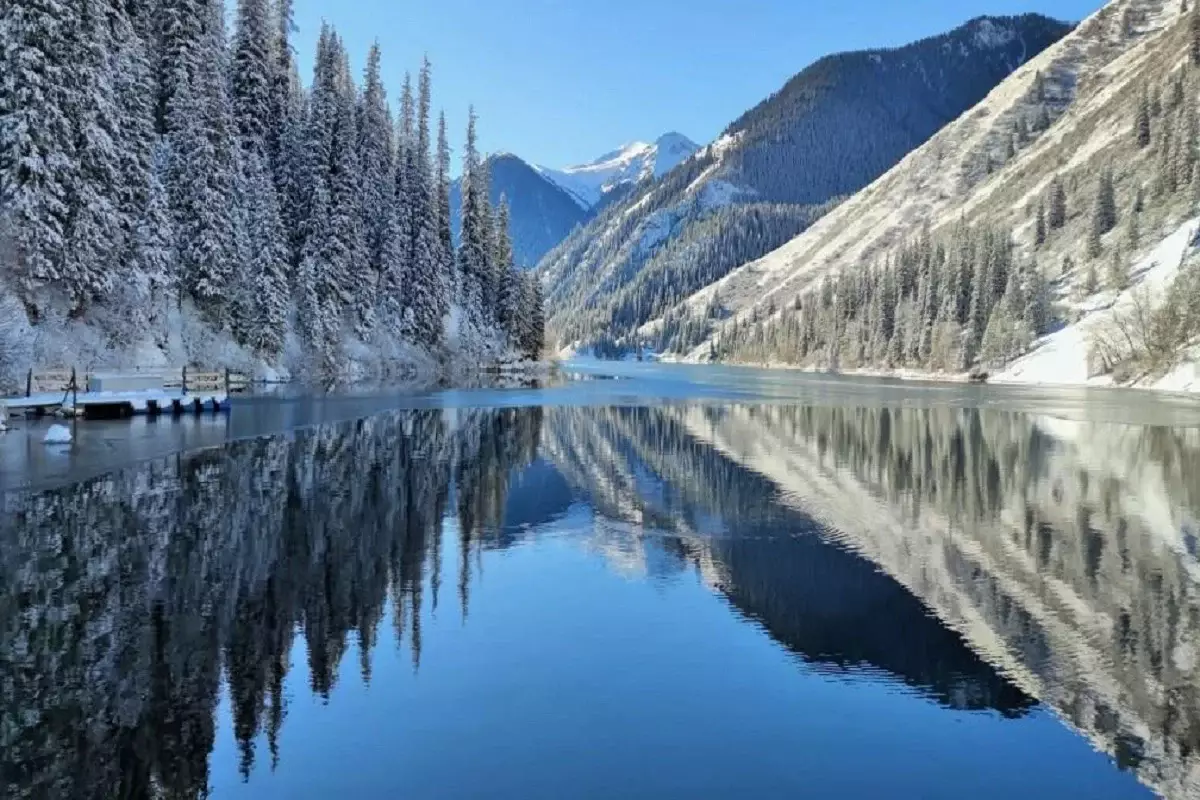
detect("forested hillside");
top-left (541, 14), bottom-right (1072, 357)
top-left (663, 0), bottom-right (1200, 391)
top-left (450, 153), bottom-right (588, 268)
top-left (0, 0), bottom-right (543, 386)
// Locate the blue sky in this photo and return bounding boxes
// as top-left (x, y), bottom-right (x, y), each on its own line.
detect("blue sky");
top-left (291, 0), bottom-right (1102, 169)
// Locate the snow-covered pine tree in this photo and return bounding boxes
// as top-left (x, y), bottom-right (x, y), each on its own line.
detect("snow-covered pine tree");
top-left (493, 195), bottom-right (520, 345)
top-left (294, 24), bottom-right (341, 350)
top-left (1047, 176), bottom-right (1067, 229)
top-left (110, 1), bottom-right (163, 315)
top-left (1175, 93), bottom-right (1198, 188)
top-left (167, 0), bottom-right (239, 323)
top-left (528, 276), bottom-right (545, 359)
top-left (1135, 87), bottom-right (1151, 149)
top-left (1125, 205), bottom-right (1141, 252)
top-left (61, 0), bottom-right (136, 308)
top-left (964, 244), bottom-right (992, 364)
top-left (1082, 258), bottom-right (1099, 296)
top-left (1035, 200), bottom-right (1047, 246)
top-left (275, 70), bottom-right (306, 263)
top-left (457, 106), bottom-right (488, 328)
top-left (232, 0), bottom-right (273, 150)
top-left (406, 56), bottom-right (444, 346)
top-left (517, 271), bottom-right (545, 359)
top-left (1023, 263), bottom-right (1051, 335)
top-left (269, 0), bottom-right (306, 262)
top-left (1086, 212), bottom-right (1103, 260)
top-left (476, 153), bottom-right (497, 319)
top-left (328, 39), bottom-right (366, 336)
top-left (378, 196), bottom-right (407, 336)
top-left (133, 144), bottom-right (176, 331)
top-left (436, 110), bottom-right (455, 305)
top-left (1192, 2), bottom-right (1200, 67)
top-left (357, 42), bottom-right (394, 333)
top-left (390, 71), bottom-right (414, 335)
top-left (267, 0), bottom-right (295, 167)
top-left (231, 0), bottom-right (291, 352)
top-left (1107, 243), bottom-right (1129, 291)
top-left (0, 0), bottom-right (78, 309)
top-left (1088, 167), bottom-right (1117, 258)
top-left (244, 152), bottom-right (289, 356)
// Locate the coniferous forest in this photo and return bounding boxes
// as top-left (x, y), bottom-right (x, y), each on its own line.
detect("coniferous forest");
top-left (0, 0), bottom-right (543, 384)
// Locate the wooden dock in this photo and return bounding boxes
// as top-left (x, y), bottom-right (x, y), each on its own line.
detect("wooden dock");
top-left (2, 366), bottom-right (249, 421)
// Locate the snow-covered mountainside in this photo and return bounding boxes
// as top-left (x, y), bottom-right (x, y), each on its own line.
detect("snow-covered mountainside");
top-left (451, 153), bottom-right (589, 268)
top-left (536, 133), bottom-right (699, 210)
top-left (542, 14), bottom-right (1072, 359)
top-left (657, 0), bottom-right (1200, 392)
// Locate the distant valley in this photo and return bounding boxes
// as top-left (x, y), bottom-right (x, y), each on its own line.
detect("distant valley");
top-left (538, 13), bottom-right (1074, 358)
top-left (451, 133), bottom-right (699, 268)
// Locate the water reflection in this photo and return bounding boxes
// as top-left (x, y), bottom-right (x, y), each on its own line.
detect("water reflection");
top-left (1, 401), bottom-right (1198, 798)
top-left (0, 408), bottom-right (541, 798)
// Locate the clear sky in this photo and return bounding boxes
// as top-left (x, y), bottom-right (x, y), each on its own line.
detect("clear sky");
top-left (291, 0), bottom-right (1103, 170)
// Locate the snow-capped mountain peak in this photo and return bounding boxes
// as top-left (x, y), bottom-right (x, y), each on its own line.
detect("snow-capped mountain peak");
top-left (536, 133), bottom-right (699, 210)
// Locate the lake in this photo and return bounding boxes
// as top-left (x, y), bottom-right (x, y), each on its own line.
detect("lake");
top-left (2, 363), bottom-right (1199, 799)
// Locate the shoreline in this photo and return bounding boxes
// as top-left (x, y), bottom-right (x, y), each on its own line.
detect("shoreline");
top-left (648, 354), bottom-right (1200, 399)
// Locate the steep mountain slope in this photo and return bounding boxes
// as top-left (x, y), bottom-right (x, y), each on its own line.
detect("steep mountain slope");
top-left (535, 133), bottom-right (699, 210)
top-left (451, 153), bottom-right (588, 268)
top-left (661, 0), bottom-right (1200, 391)
top-left (542, 14), bottom-right (1073, 356)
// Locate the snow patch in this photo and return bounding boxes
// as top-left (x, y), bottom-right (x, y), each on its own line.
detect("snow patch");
top-left (637, 210), bottom-right (674, 254)
top-left (993, 218), bottom-right (1199, 389)
top-left (972, 18), bottom-right (1017, 50)
top-left (701, 180), bottom-right (748, 210)
top-left (43, 424), bottom-right (72, 445)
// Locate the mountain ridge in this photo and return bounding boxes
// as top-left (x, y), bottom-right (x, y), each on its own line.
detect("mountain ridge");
top-left (541, 13), bottom-right (1074, 357)
top-left (657, 0), bottom-right (1200, 393)
top-left (450, 152), bottom-right (589, 268)
top-left (535, 132), bottom-right (700, 210)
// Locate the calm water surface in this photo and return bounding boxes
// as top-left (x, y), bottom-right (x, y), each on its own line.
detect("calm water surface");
top-left (3, 364), bottom-right (1200, 798)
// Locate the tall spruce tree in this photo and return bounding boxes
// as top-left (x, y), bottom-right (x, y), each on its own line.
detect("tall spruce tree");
top-left (436, 110), bottom-right (455, 304)
top-left (1089, 167), bottom-right (1118, 258)
top-left (167, 1), bottom-right (238, 322)
top-left (1135, 87), bottom-right (1152, 149)
top-left (1047, 176), bottom-right (1067, 229)
top-left (232, 0), bottom-right (273, 150)
top-left (243, 152), bottom-right (289, 356)
top-left (0, 0), bottom-right (78, 307)
top-left (357, 42), bottom-right (394, 332)
top-left (494, 195), bottom-right (520, 344)
top-left (391, 71), bottom-right (414, 333)
top-left (1192, 3), bottom-right (1200, 67)
top-left (267, 0), bottom-right (295, 166)
top-left (457, 106), bottom-right (488, 326)
top-left (407, 57), bottom-right (443, 345)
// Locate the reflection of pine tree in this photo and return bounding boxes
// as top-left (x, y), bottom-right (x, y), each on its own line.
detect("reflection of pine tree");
top-left (0, 404), bottom-right (545, 796)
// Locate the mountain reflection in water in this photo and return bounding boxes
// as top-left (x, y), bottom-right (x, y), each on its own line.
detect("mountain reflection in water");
top-left (2, 401), bottom-right (1197, 798)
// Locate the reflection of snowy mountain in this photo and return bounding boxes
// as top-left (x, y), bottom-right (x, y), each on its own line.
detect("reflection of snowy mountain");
top-left (541, 406), bottom-right (1034, 714)
top-left (670, 404), bottom-right (1200, 800)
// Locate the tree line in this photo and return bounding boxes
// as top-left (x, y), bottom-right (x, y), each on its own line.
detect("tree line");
top-left (707, 222), bottom-right (1050, 373)
top-left (0, 0), bottom-right (543, 378)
